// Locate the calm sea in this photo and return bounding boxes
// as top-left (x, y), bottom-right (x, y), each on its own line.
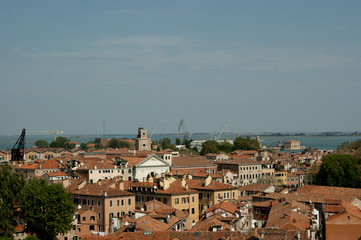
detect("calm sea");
top-left (1, 133), bottom-right (360, 151)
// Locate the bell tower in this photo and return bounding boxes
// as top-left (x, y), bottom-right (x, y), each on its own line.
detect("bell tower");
top-left (136, 128), bottom-right (151, 151)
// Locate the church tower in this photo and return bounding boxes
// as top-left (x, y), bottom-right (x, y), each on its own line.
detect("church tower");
top-left (136, 128), bottom-right (151, 151)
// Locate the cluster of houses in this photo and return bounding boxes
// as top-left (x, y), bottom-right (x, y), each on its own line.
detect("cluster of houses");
top-left (3, 128), bottom-right (361, 240)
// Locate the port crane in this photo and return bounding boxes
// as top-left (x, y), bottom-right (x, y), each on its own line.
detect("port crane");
top-left (11, 129), bottom-right (26, 164)
top-left (149, 120), bottom-right (164, 138)
top-left (178, 119), bottom-right (191, 144)
top-left (29, 129), bottom-right (63, 141)
top-left (212, 118), bottom-right (234, 141)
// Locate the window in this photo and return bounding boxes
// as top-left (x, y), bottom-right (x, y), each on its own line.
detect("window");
top-left (97, 200), bottom-right (101, 207)
top-left (192, 196), bottom-right (195, 202)
top-left (89, 225), bottom-right (94, 231)
top-left (199, 193), bottom-right (203, 200)
top-left (232, 192), bottom-right (235, 199)
top-left (98, 213), bottom-right (101, 220)
top-left (82, 199), bottom-right (87, 206)
top-left (206, 193), bottom-right (210, 199)
top-left (128, 169), bottom-right (132, 173)
top-left (117, 212), bottom-right (120, 218)
top-left (256, 208), bottom-right (260, 214)
top-left (110, 200), bottom-right (113, 207)
top-left (121, 211), bottom-right (125, 216)
top-left (117, 199), bottom-right (120, 206)
top-left (121, 199), bottom-right (124, 206)
top-left (128, 198), bottom-right (131, 205)
top-left (90, 216), bottom-right (95, 221)
top-left (175, 198), bottom-right (179, 204)
top-left (192, 208), bottom-right (195, 214)
top-left (82, 217), bottom-right (86, 222)
top-left (163, 198), bottom-right (167, 204)
top-left (91, 200), bottom-right (94, 206)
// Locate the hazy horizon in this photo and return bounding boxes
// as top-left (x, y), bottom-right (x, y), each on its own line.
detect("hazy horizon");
top-left (1, 1), bottom-right (361, 135)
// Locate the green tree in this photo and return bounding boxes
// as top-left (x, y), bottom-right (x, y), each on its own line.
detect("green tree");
top-left (20, 179), bottom-right (74, 240)
top-left (184, 139), bottom-right (193, 149)
top-left (34, 140), bottom-right (49, 148)
top-left (94, 138), bottom-right (101, 144)
top-left (119, 140), bottom-right (131, 148)
top-left (0, 165), bottom-right (25, 238)
top-left (25, 236), bottom-right (39, 240)
top-left (107, 138), bottom-right (120, 148)
top-left (200, 140), bottom-right (220, 156)
top-left (94, 143), bottom-right (104, 149)
top-left (218, 142), bottom-right (233, 153)
top-left (233, 136), bottom-right (260, 151)
top-left (49, 141), bottom-right (60, 148)
top-left (351, 139), bottom-right (361, 151)
top-left (175, 138), bottom-right (181, 145)
top-left (159, 138), bottom-right (172, 150)
top-left (80, 143), bottom-right (88, 151)
top-left (337, 141), bottom-right (352, 152)
top-left (49, 137), bottom-right (73, 149)
top-left (316, 154), bottom-right (360, 188)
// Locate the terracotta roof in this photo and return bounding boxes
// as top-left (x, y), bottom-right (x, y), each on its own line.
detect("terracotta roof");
top-left (16, 159), bottom-right (62, 170)
top-left (190, 215), bottom-right (231, 232)
top-left (147, 203), bottom-right (188, 228)
top-left (239, 183), bottom-right (274, 193)
top-left (165, 169), bottom-right (223, 179)
top-left (171, 156), bottom-right (215, 167)
top-left (88, 231), bottom-right (254, 240)
top-left (293, 185), bottom-right (361, 203)
top-left (326, 200), bottom-right (361, 221)
top-left (156, 180), bottom-right (198, 195)
top-left (25, 148), bottom-right (65, 153)
top-left (265, 200), bottom-right (311, 231)
top-left (205, 201), bottom-right (238, 215)
top-left (76, 158), bottom-right (115, 170)
top-left (72, 183), bottom-right (134, 197)
top-left (103, 148), bottom-right (132, 155)
top-left (117, 156), bottom-right (148, 167)
top-left (217, 157), bottom-right (259, 165)
top-left (252, 200), bottom-right (274, 208)
top-left (44, 171), bottom-right (68, 177)
top-left (186, 179), bottom-right (237, 191)
top-left (133, 215), bottom-right (170, 232)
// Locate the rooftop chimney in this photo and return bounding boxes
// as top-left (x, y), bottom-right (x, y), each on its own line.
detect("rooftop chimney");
top-left (204, 175), bottom-right (212, 187)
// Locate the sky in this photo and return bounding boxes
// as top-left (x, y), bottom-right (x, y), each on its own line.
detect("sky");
top-left (1, 1), bottom-right (361, 135)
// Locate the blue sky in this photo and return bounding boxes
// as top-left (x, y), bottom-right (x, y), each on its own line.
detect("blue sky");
top-left (1, 1), bottom-right (361, 135)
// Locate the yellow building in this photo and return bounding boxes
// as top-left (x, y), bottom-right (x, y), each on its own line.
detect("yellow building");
top-left (127, 176), bottom-right (199, 229)
top-left (185, 175), bottom-right (239, 214)
top-left (274, 171), bottom-right (288, 186)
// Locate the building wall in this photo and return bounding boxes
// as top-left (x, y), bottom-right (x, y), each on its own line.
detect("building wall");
top-left (134, 192), bottom-right (199, 229)
top-left (326, 224), bottom-right (361, 240)
top-left (171, 193), bottom-right (199, 229)
top-left (0, 151), bottom-right (9, 161)
top-left (239, 164), bottom-right (274, 186)
top-left (88, 167), bottom-right (133, 183)
top-left (74, 194), bottom-right (135, 238)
